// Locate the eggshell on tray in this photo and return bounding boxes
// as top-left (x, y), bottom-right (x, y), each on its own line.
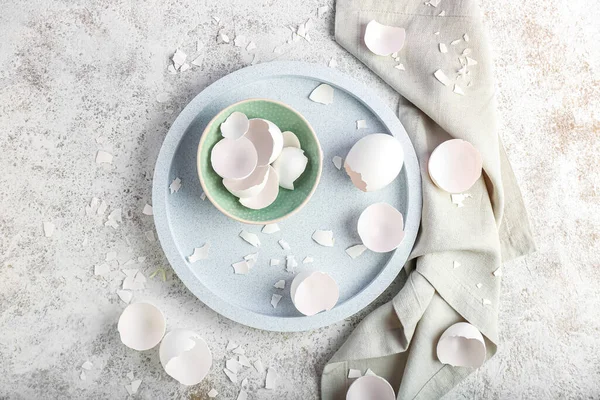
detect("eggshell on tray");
top-left (117, 303), bottom-right (166, 351)
top-left (436, 322), bottom-right (486, 368)
top-left (346, 375), bottom-right (396, 400)
top-left (357, 202), bottom-right (405, 253)
top-left (344, 134), bottom-right (404, 192)
top-left (159, 329), bottom-right (213, 385)
top-left (364, 20), bottom-right (406, 56)
top-left (210, 136), bottom-right (257, 180)
top-left (271, 147), bottom-right (308, 190)
top-left (290, 271), bottom-right (339, 316)
top-left (428, 139), bottom-right (483, 193)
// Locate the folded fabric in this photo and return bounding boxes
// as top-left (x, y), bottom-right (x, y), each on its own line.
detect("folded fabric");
top-left (322, 0), bottom-right (536, 398)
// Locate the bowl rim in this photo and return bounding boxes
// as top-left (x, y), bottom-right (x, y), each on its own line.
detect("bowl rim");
top-left (196, 98), bottom-right (323, 225)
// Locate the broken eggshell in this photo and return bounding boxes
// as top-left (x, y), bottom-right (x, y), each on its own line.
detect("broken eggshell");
top-left (290, 271), bottom-right (339, 316)
top-left (117, 303), bottom-right (166, 351)
top-left (239, 166), bottom-right (280, 209)
top-left (159, 329), bottom-right (213, 385)
top-left (346, 375), bottom-right (395, 400)
top-left (220, 111), bottom-right (249, 139)
top-left (345, 134), bottom-right (404, 192)
top-left (428, 139), bottom-right (482, 193)
top-left (223, 165), bottom-right (269, 199)
top-left (210, 137), bottom-right (258, 180)
top-left (246, 118), bottom-right (284, 165)
top-left (282, 131), bottom-right (301, 149)
top-left (357, 203), bottom-right (405, 253)
top-left (364, 20), bottom-right (406, 57)
top-left (271, 147), bottom-right (308, 190)
top-left (436, 322), bottom-right (486, 368)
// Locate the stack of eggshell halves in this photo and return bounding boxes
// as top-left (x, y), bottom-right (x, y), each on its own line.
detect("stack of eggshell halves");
top-left (210, 111), bottom-right (309, 210)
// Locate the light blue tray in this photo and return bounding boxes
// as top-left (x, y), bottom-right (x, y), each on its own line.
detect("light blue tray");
top-left (152, 61), bottom-right (422, 332)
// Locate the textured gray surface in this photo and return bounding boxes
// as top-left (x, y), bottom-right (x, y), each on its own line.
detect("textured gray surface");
top-left (0, 0), bottom-right (598, 399)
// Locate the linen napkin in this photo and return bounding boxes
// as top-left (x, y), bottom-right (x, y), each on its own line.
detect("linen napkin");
top-left (321, 0), bottom-right (536, 398)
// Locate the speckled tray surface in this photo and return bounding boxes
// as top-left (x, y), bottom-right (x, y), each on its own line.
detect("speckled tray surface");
top-left (153, 61), bottom-right (422, 332)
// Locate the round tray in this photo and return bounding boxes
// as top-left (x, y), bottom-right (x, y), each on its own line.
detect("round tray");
top-left (153, 61), bottom-right (422, 332)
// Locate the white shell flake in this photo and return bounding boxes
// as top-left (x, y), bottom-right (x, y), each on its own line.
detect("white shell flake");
top-left (309, 84), bottom-right (334, 105)
top-left (239, 230), bottom-right (261, 247)
top-left (345, 244), bottom-right (367, 259)
top-left (312, 230), bottom-right (335, 247)
top-left (187, 243), bottom-right (210, 263)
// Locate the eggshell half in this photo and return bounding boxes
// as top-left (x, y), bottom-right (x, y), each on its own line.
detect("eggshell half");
top-left (220, 111), bottom-right (249, 139)
top-left (290, 271), bottom-right (339, 316)
top-left (357, 203), bottom-right (405, 253)
top-left (271, 147), bottom-right (308, 190)
top-left (282, 131), bottom-right (301, 149)
top-left (346, 375), bottom-right (395, 400)
top-left (117, 303), bottom-right (166, 351)
top-left (223, 165), bottom-right (269, 198)
top-left (239, 166), bottom-right (280, 210)
top-left (159, 329), bottom-right (213, 385)
top-left (428, 139), bottom-right (483, 193)
top-left (210, 137), bottom-right (258, 180)
top-left (246, 118), bottom-right (284, 164)
top-left (436, 322), bottom-right (486, 368)
top-left (344, 134), bottom-right (404, 192)
top-left (364, 20), bottom-right (406, 57)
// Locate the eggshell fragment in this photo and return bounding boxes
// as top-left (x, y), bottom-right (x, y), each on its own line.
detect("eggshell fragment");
top-left (428, 139), bottom-right (483, 193)
top-left (357, 203), bottom-right (405, 253)
top-left (436, 322), bottom-right (486, 368)
top-left (239, 166), bottom-right (280, 209)
top-left (223, 165), bottom-right (269, 198)
top-left (346, 375), bottom-right (395, 400)
top-left (220, 111), bottom-right (249, 139)
top-left (117, 303), bottom-right (166, 351)
top-left (344, 134), bottom-right (404, 192)
top-left (312, 230), bottom-right (335, 247)
top-left (290, 271), bottom-right (339, 316)
top-left (211, 137), bottom-right (258, 180)
top-left (271, 147), bottom-right (308, 190)
top-left (160, 329), bottom-right (213, 385)
top-left (364, 20), bottom-right (406, 56)
top-left (282, 131), bottom-right (301, 149)
top-left (309, 84), bottom-right (334, 105)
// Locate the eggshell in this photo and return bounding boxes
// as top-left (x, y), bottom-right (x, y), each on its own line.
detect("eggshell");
top-left (309, 84), bottom-right (334, 105)
top-left (239, 166), bottom-right (280, 209)
top-left (357, 203), bottom-right (405, 253)
top-left (428, 139), bottom-right (483, 193)
top-left (436, 322), bottom-right (486, 368)
top-left (282, 131), bottom-right (301, 149)
top-left (210, 137), bottom-right (257, 180)
top-left (246, 118), bottom-right (284, 164)
top-left (346, 375), bottom-right (395, 400)
top-left (290, 271), bottom-right (339, 316)
top-left (117, 303), bottom-right (166, 351)
top-left (223, 165), bottom-right (269, 198)
top-left (364, 20), bottom-right (406, 56)
top-left (344, 134), bottom-right (404, 192)
top-left (271, 147), bottom-right (308, 190)
top-left (159, 329), bottom-right (213, 385)
top-left (220, 111), bottom-right (249, 139)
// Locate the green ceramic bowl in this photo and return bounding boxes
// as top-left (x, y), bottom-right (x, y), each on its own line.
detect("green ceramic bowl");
top-left (197, 99), bottom-right (323, 225)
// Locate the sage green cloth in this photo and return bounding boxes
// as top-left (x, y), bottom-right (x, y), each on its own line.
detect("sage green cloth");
top-left (322, 0), bottom-right (536, 398)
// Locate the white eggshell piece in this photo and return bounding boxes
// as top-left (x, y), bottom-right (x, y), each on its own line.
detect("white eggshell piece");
top-left (346, 375), bottom-right (395, 400)
top-left (309, 84), bottom-right (334, 105)
top-left (117, 303), bottom-right (166, 351)
top-left (290, 271), bottom-right (339, 316)
top-left (264, 119), bottom-right (284, 162)
top-left (223, 165), bottom-right (269, 198)
top-left (346, 244), bottom-right (367, 259)
top-left (246, 118), bottom-right (284, 164)
top-left (271, 147), bottom-right (308, 190)
top-left (282, 131), bottom-right (301, 149)
top-left (357, 203), bottom-right (405, 253)
top-left (262, 223), bottom-right (280, 234)
top-left (160, 329), bottom-right (213, 385)
top-left (344, 134), bottom-right (404, 192)
top-left (364, 20), bottom-right (406, 56)
top-left (312, 230), bottom-right (335, 247)
top-left (239, 166), bottom-right (280, 210)
top-left (428, 139), bottom-right (483, 193)
top-left (211, 137), bottom-right (258, 180)
top-left (436, 322), bottom-right (486, 368)
top-left (220, 111), bottom-right (249, 139)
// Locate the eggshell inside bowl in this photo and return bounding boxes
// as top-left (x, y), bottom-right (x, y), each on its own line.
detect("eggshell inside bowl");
top-left (357, 202), bottom-right (405, 253)
top-left (117, 302), bottom-right (166, 351)
top-left (428, 139), bottom-right (483, 193)
top-left (290, 271), bottom-right (339, 316)
top-left (344, 133), bottom-right (404, 192)
top-left (346, 375), bottom-right (395, 400)
top-left (239, 166), bottom-right (280, 210)
top-left (245, 119), bottom-right (276, 166)
top-left (364, 20), bottom-right (406, 57)
top-left (159, 329), bottom-right (213, 385)
top-left (223, 165), bottom-right (269, 199)
top-left (220, 111), bottom-right (249, 139)
top-left (210, 136), bottom-right (258, 180)
top-left (272, 147), bottom-right (308, 190)
top-left (436, 322), bottom-right (486, 368)
top-left (282, 131), bottom-right (301, 149)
